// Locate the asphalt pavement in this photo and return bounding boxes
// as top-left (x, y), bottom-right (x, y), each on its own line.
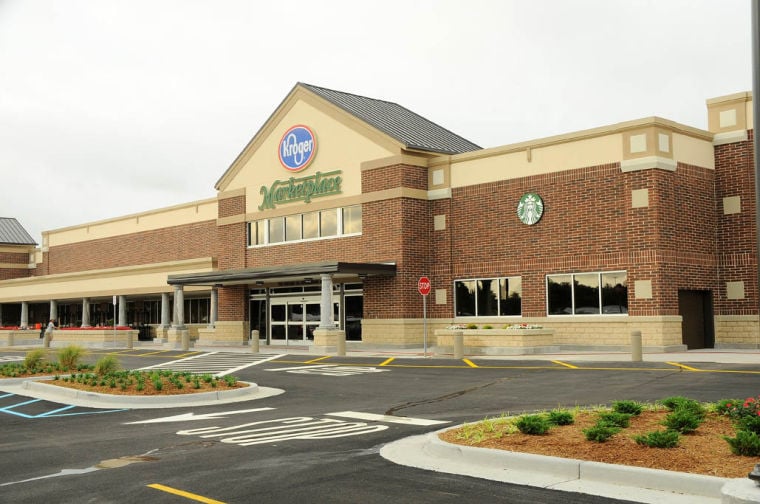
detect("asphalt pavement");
top-left (3, 343), bottom-right (760, 503)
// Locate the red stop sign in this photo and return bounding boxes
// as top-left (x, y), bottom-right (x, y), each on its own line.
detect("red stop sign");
top-left (418, 276), bottom-right (431, 296)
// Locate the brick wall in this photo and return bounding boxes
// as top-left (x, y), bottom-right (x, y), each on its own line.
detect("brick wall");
top-left (715, 131), bottom-right (757, 316)
top-left (428, 162), bottom-right (717, 319)
top-left (45, 221), bottom-right (217, 274)
top-left (0, 249), bottom-right (30, 281)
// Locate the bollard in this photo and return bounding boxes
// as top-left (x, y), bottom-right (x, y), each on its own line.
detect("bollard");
top-left (250, 330), bottom-right (260, 353)
top-left (631, 330), bottom-right (642, 362)
top-left (43, 333), bottom-right (51, 349)
top-left (127, 331), bottom-right (133, 350)
top-left (336, 332), bottom-right (346, 357)
top-left (453, 332), bottom-right (464, 359)
top-left (8, 333), bottom-right (14, 347)
top-left (181, 331), bottom-right (190, 351)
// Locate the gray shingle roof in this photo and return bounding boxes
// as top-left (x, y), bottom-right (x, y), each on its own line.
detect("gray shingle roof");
top-left (0, 218), bottom-right (36, 245)
top-left (300, 83), bottom-right (481, 155)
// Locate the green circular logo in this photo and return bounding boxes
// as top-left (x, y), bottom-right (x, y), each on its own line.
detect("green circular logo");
top-left (517, 193), bottom-right (544, 225)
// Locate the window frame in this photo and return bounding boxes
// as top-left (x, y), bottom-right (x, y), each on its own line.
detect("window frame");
top-left (545, 271), bottom-right (628, 316)
top-left (453, 276), bottom-right (522, 318)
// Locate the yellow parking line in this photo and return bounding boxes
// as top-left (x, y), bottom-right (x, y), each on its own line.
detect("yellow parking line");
top-left (379, 357), bottom-right (395, 366)
top-left (551, 360), bottom-right (579, 369)
top-left (665, 361), bottom-right (701, 371)
top-left (463, 359), bottom-right (478, 368)
top-left (305, 356), bottom-right (331, 364)
top-left (135, 350), bottom-right (173, 356)
top-left (173, 351), bottom-right (201, 358)
top-left (147, 483), bottom-right (225, 504)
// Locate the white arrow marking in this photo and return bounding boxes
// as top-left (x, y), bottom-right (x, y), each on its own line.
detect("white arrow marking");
top-left (326, 411), bottom-right (450, 426)
top-left (125, 407), bottom-right (274, 424)
top-left (266, 364), bottom-right (337, 372)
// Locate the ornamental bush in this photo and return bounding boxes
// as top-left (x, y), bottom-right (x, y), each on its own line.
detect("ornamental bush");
top-left (612, 400), bottom-right (643, 416)
top-left (634, 430), bottom-right (680, 448)
top-left (583, 423), bottom-right (620, 443)
top-left (546, 409), bottom-right (574, 426)
top-left (725, 430), bottom-right (760, 456)
top-left (662, 408), bottom-right (703, 434)
top-left (515, 414), bottom-right (551, 435)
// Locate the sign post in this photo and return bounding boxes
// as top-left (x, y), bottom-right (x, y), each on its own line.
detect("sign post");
top-left (418, 276), bottom-right (431, 357)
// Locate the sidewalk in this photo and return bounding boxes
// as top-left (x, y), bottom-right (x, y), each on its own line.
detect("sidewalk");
top-left (160, 342), bottom-right (760, 365)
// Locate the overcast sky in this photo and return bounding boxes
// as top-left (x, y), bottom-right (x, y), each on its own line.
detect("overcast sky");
top-left (0, 0), bottom-right (753, 242)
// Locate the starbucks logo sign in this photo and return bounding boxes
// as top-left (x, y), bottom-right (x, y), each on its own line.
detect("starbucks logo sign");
top-left (517, 193), bottom-right (544, 225)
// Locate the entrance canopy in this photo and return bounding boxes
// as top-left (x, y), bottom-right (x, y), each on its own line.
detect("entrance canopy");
top-left (167, 261), bottom-right (396, 287)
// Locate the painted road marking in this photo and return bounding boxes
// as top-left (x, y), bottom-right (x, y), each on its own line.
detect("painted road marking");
top-left (462, 359), bottom-right (478, 368)
top-left (125, 408), bottom-right (275, 425)
top-left (0, 395), bottom-right (126, 418)
top-left (551, 360), bottom-right (579, 369)
top-left (148, 483), bottom-right (225, 504)
top-left (177, 416), bottom-right (388, 446)
top-left (0, 356), bottom-right (24, 362)
top-left (266, 364), bottom-right (389, 376)
top-left (325, 411), bottom-right (449, 426)
top-left (139, 352), bottom-right (283, 376)
top-left (379, 357), bottom-right (395, 366)
top-left (665, 361), bottom-right (701, 371)
top-left (305, 356), bottom-right (331, 364)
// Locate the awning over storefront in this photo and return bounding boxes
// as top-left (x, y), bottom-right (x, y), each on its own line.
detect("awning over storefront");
top-left (167, 261), bottom-right (396, 287)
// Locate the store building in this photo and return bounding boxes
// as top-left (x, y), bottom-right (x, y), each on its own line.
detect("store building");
top-left (0, 84), bottom-right (756, 352)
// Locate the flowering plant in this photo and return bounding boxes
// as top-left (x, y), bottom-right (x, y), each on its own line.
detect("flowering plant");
top-left (719, 396), bottom-right (760, 419)
top-left (445, 324), bottom-right (467, 330)
top-left (507, 323), bottom-right (543, 330)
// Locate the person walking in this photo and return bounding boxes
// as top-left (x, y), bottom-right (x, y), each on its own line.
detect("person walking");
top-left (44, 319), bottom-right (55, 347)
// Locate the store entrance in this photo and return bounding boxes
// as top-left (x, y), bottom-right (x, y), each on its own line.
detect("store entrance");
top-left (270, 299), bottom-right (325, 342)
top-left (250, 283), bottom-right (363, 344)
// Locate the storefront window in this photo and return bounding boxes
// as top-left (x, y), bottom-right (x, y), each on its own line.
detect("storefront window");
top-left (285, 215), bottom-right (302, 241)
top-left (320, 210), bottom-right (337, 236)
top-left (303, 211), bottom-right (319, 239)
top-left (342, 205), bottom-right (362, 235)
top-left (455, 277), bottom-right (521, 317)
top-left (269, 217), bottom-right (284, 243)
top-left (547, 272), bottom-right (627, 315)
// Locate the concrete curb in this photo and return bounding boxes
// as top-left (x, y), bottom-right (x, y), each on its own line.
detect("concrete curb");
top-left (0, 378), bottom-right (284, 409)
top-left (382, 430), bottom-right (738, 504)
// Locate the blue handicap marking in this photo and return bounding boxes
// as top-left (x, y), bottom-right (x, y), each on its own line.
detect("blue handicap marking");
top-left (0, 394), bottom-right (126, 418)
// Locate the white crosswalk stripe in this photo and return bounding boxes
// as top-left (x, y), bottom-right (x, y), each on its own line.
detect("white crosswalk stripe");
top-left (139, 352), bottom-right (283, 376)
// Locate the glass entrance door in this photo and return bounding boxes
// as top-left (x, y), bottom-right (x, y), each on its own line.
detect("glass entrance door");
top-left (271, 300), bottom-right (329, 343)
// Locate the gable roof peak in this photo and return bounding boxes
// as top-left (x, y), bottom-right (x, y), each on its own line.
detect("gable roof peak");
top-left (298, 83), bottom-right (481, 155)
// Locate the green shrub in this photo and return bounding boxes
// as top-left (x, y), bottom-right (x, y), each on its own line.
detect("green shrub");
top-left (583, 423), bottom-right (620, 442)
top-left (223, 375), bottom-right (238, 387)
top-left (482, 324), bottom-right (493, 329)
top-left (660, 396), bottom-right (705, 418)
top-left (612, 400), bottom-right (643, 416)
top-left (58, 345), bottom-right (86, 370)
top-left (465, 323), bottom-right (478, 329)
top-left (547, 410), bottom-right (574, 426)
top-left (24, 349), bottom-right (47, 371)
top-left (634, 430), bottom-right (680, 448)
top-left (738, 415), bottom-right (760, 435)
top-left (597, 411), bottom-right (632, 428)
top-left (662, 409), bottom-right (703, 434)
top-left (724, 430), bottom-right (760, 456)
top-left (515, 414), bottom-right (551, 435)
top-left (94, 355), bottom-right (120, 375)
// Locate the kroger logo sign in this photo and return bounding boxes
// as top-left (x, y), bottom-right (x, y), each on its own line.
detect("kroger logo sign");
top-left (278, 125), bottom-right (317, 172)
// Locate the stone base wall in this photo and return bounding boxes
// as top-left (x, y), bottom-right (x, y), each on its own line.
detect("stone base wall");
top-left (365, 317), bottom-right (686, 351)
top-left (0, 329), bottom-right (43, 346)
top-left (715, 315), bottom-right (760, 348)
top-left (361, 319), bottom-right (439, 348)
top-left (49, 329), bottom-right (138, 348)
top-left (196, 321), bottom-right (250, 346)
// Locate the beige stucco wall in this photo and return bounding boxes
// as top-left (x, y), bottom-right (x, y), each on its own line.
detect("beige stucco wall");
top-left (45, 199), bottom-right (217, 248)
top-left (0, 258), bottom-right (213, 302)
top-left (223, 99), bottom-right (396, 216)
